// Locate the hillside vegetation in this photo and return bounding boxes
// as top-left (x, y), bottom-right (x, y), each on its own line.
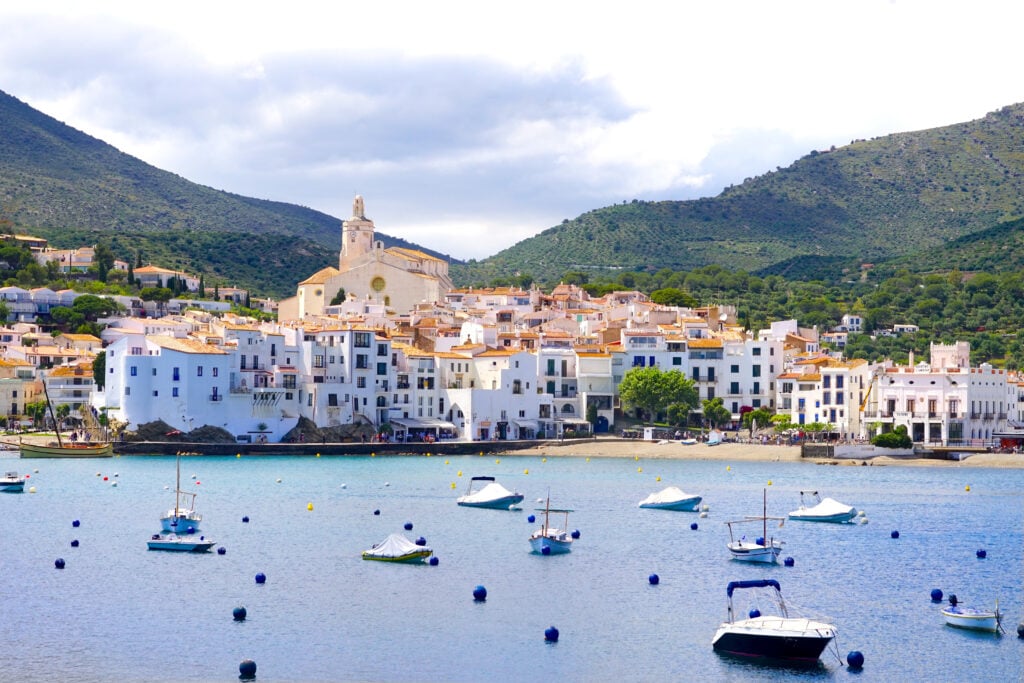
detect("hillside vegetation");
top-left (454, 104), bottom-right (1024, 285)
top-left (0, 90), bottom-right (451, 297)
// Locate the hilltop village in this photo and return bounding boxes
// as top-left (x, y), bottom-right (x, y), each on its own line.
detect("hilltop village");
top-left (2, 196), bottom-right (1023, 449)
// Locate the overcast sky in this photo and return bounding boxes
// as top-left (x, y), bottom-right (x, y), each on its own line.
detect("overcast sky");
top-left (2, 2), bottom-right (1023, 260)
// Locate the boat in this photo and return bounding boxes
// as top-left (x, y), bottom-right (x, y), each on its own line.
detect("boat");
top-left (529, 495), bottom-right (574, 555)
top-left (712, 579), bottom-right (838, 661)
top-left (362, 533), bottom-right (432, 563)
top-left (707, 429), bottom-right (724, 446)
top-left (0, 471), bottom-right (25, 492)
top-left (456, 476), bottom-right (525, 509)
top-left (19, 384), bottom-right (112, 458)
top-left (638, 486), bottom-right (702, 511)
top-left (788, 490), bottom-right (858, 523)
top-left (161, 453), bottom-right (202, 533)
top-left (725, 489), bottom-right (784, 564)
top-left (942, 595), bottom-right (1003, 633)
top-left (147, 533), bottom-right (215, 552)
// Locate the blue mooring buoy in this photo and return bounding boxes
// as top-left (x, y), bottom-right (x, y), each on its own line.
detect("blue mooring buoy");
top-left (890, 530), bottom-right (900, 539)
top-left (72, 520), bottom-right (80, 528)
top-left (755, 536), bottom-right (765, 546)
top-left (233, 606), bottom-right (247, 622)
top-left (218, 546), bottom-right (227, 555)
top-left (527, 514), bottom-right (536, 524)
top-left (1017, 621), bottom-right (1024, 639)
top-left (648, 573), bottom-right (659, 585)
top-left (473, 585), bottom-right (487, 602)
top-left (70, 539), bottom-right (79, 548)
top-left (784, 556), bottom-right (795, 567)
top-left (415, 537), bottom-right (427, 546)
top-left (976, 549), bottom-right (987, 559)
top-left (242, 516), bottom-right (250, 523)
top-left (748, 608), bottom-right (761, 618)
top-left (255, 572), bottom-right (266, 585)
top-left (238, 659), bottom-right (257, 680)
top-left (373, 509), bottom-right (381, 516)
top-left (571, 529), bottom-right (580, 539)
top-left (54, 558), bottom-right (65, 569)
top-left (404, 522), bottom-right (413, 530)
top-left (930, 588), bottom-right (943, 602)
top-left (690, 522), bottom-right (698, 531)
top-left (847, 650), bottom-right (865, 669)
top-left (429, 556), bottom-right (439, 566)
top-left (544, 626), bottom-right (559, 642)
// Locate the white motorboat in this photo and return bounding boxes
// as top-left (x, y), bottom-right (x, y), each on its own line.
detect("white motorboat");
top-left (456, 476), bottom-right (524, 510)
top-left (725, 489), bottom-right (784, 564)
top-left (638, 486), bottom-right (702, 511)
top-left (529, 495), bottom-right (574, 555)
top-left (1, 471), bottom-right (25, 493)
top-left (147, 534), bottom-right (215, 552)
top-left (712, 579), bottom-right (837, 661)
top-left (788, 490), bottom-right (858, 523)
top-left (362, 532), bottom-right (432, 563)
top-left (942, 596), bottom-right (1003, 633)
top-left (161, 453), bottom-right (202, 533)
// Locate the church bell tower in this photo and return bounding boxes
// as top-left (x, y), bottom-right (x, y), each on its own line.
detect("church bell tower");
top-left (340, 195), bottom-right (375, 270)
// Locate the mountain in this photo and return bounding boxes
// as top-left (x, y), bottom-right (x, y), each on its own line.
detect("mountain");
top-left (0, 90), bottom-right (454, 297)
top-left (453, 103), bottom-right (1024, 285)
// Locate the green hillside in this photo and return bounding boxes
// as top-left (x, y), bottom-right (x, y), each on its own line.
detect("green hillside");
top-left (0, 90), bottom-right (452, 297)
top-left (454, 104), bottom-right (1024, 285)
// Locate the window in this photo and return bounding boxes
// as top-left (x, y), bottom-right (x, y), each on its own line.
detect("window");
top-left (125, 386), bottom-right (131, 395)
top-left (752, 381), bottom-right (760, 395)
top-left (354, 332), bottom-right (372, 347)
top-left (152, 390), bottom-right (159, 397)
top-left (823, 375), bottom-right (831, 388)
top-left (633, 356), bottom-right (645, 367)
top-left (729, 381), bottom-right (740, 395)
top-left (752, 347), bottom-right (762, 356)
top-left (730, 365), bottom-right (739, 373)
top-left (152, 368), bottom-right (157, 376)
top-left (328, 394), bottom-right (338, 407)
top-left (356, 377), bottom-right (366, 388)
top-left (314, 355), bottom-right (325, 368)
top-left (823, 391), bottom-right (831, 405)
top-left (752, 365), bottom-right (761, 377)
top-left (172, 388), bottom-right (179, 398)
top-left (377, 343), bottom-right (388, 356)
top-left (672, 357), bottom-right (682, 366)
top-left (173, 367), bottom-right (180, 381)
top-left (197, 366), bottom-right (203, 377)
top-left (355, 354), bottom-right (369, 369)
top-left (130, 366), bottom-right (138, 377)
top-left (377, 362), bottom-right (387, 376)
top-left (240, 355), bottom-right (247, 370)
top-left (836, 376), bottom-right (844, 389)
top-left (212, 367), bottom-right (218, 377)
top-left (836, 392), bottom-right (844, 405)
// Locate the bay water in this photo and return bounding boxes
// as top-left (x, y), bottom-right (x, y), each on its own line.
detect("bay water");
top-left (1, 450), bottom-right (1021, 682)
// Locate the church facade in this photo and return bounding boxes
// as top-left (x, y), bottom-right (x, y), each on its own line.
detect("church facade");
top-left (278, 196), bottom-right (452, 320)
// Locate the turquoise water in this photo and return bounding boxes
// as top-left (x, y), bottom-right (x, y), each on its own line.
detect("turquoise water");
top-left (1, 451), bottom-right (1021, 682)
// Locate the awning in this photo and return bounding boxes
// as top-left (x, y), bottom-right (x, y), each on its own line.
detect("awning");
top-left (513, 419), bottom-right (538, 430)
top-left (558, 418), bottom-right (591, 426)
top-left (388, 417), bottom-right (457, 431)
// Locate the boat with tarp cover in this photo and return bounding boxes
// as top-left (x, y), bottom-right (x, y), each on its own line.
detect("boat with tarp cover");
top-left (456, 476), bottom-right (524, 509)
top-left (638, 486), bottom-right (702, 511)
top-left (712, 579), bottom-right (837, 662)
top-left (362, 533), bottom-right (432, 563)
top-left (788, 490), bottom-right (858, 523)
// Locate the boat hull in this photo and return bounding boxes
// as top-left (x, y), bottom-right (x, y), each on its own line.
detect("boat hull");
top-left (727, 541), bottom-right (782, 563)
top-left (712, 623), bottom-right (834, 661)
top-left (1, 481), bottom-right (25, 492)
top-left (361, 550), bottom-right (432, 563)
top-left (529, 531), bottom-right (573, 554)
top-left (20, 442), bottom-right (113, 458)
top-left (457, 495), bottom-right (524, 510)
top-left (942, 608), bottom-right (1000, 632)
top-left (639, 496), bottom-right (702, 511)
top-left (147, 535), bottom-right (215, 552)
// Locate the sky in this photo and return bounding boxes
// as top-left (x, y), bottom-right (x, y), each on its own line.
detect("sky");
top-left (2, 1), bottom-right (1024, 261)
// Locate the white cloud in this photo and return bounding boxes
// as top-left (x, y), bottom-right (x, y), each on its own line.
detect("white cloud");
top-left (2, 2), bottom-right (1024, 260)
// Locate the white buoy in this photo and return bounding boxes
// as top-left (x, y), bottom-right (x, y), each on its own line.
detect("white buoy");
top-left (384, 482), bottom-right (390, 487)
top-left (701, 504), bottom-right (710, 511)
top-left (164, 485), bottom-right (169, 490)
top-left (111, 481), bottom-right (117, 487)
top-left (276, 478), bottom-right (282, 483)
top-left (341, 484), bottom-right (347, 489)
top-left (29, 486), bottom-right (36, 493)
top-left (699, 511), bottom-right (708, 518)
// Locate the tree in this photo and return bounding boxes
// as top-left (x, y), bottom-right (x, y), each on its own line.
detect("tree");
top-left (93, 351), bottom-right (106, 390)
top-left (92, 242), bottom-right (115, 283)
top-left (742, 406), bottom-right (774, 435)
top-left (701, 397), bottom-right (732, 429)
top-left (329, 288), bottom-right (347, 306)
top-left (872, 425), bottom-right (912, 448)
top-left (25, 400), bottom-right (47, 429)
top-left (618, 367), bottom-right (698, 424)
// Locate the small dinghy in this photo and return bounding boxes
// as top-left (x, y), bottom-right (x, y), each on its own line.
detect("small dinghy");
top-left (788, 490), bottom-right (858, 523)
top-left (941, 594), bottom-right (1003, 633)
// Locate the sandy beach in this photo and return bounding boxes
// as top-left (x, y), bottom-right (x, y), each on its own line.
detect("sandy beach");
top-left (502, 436), bottom-right (1024, 469)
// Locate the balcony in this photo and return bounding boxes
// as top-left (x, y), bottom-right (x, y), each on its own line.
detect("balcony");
top-left (209, 394), bottom-right (223, 402)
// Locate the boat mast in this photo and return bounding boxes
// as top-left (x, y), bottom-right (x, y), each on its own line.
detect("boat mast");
top-left (41, 379), bottom-right (63, 448)
top-left (174, 453), bottom-right (181, 518)
top-left (762, 488), bottom-right (767, 546)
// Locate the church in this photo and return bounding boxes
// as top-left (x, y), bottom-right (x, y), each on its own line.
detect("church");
top-left (277, 196), bottom-right (453, 320)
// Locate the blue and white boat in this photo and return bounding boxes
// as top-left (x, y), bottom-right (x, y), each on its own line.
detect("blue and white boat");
top-left (725, 489), bottom-right (784, 564)
top-left (161, 454), bottom-right (202, 533)
top-left (712, 579), bottom-right (837, 661)
top-left (942, 595), bottom-right (1003, 633)
top-left (638, 486), bottom-right (702, 511)
top-left (529, 496), bottom-right (574, 555)
top-left (456, 476), bottom-right (524, 510)
top-left (147, 534), bottom-right (215, 552)
top-left (1, 471), bottom-right (25, 493)
top-left (788, 490), bottom-right (858, 523)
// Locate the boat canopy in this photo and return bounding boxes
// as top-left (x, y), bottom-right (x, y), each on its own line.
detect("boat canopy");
top-left (726, 579), bottom-right (781, 597)
top-left (364, 533), bottom-right (428, 558)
